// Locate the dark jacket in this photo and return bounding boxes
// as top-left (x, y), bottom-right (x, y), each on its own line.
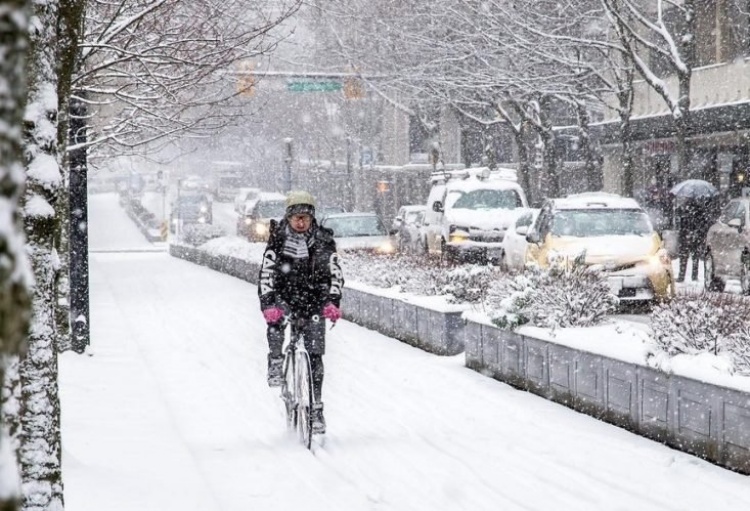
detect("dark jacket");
top-left (676, 199), bottom-right (713, 251)
top-left (258, 218), bottom-right (344, 317)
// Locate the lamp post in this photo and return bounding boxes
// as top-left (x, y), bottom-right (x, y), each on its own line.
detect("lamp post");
top-left (283, 138), bottom-right (293, 192)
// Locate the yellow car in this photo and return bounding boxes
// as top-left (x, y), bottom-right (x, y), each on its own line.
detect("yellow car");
top-left (522, 194), bottom-right (675, 302)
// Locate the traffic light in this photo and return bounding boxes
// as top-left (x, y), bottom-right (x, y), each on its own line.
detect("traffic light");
top-left (237, 61), bottom-right (256, 97)
top-left (343, 76), bottom-right (365, 100)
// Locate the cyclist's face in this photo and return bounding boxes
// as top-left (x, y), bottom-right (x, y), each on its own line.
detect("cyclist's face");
top-left (289, 213), bottom-right (312, 233)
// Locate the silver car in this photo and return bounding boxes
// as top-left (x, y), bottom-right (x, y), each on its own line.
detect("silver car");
top-left (705, 197), bottom-right (750, 293)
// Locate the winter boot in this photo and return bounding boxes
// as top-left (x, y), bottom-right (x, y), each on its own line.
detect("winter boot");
top-left (267, 355), bottom-right (283, 388)
top-left (312, 403), bottom-right (326, 434)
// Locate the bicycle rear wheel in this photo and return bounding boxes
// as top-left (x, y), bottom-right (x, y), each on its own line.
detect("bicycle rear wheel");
top-left (295, 351), bottom-right (314, 449)
top-left (280, 352), bottom-right (297, 431)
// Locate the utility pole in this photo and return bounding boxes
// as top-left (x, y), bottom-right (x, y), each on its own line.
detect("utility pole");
top-left (283, 138), bottom-right (293, 192)
top-left (69, 92), bottom-right (89, 353)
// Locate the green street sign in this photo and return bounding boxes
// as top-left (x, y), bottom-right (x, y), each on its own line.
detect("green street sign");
top-left (286, 80), bottom-right (342, 92)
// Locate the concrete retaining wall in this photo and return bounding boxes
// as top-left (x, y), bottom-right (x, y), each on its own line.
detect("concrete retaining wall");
top-left (464, 320), bottom-right (750, 475)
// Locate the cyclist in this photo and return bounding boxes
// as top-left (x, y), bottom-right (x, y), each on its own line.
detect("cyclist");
top-left (258, 190), bottom-right (344, 433)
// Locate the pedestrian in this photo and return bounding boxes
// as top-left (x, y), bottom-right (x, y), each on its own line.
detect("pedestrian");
top-left (257, 190), bottom-right (344, 434)
top-left (675, 197), bottom-right (713, 282)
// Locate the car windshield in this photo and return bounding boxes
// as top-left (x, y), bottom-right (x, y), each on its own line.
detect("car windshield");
top-left (178, 194), bottom-right (207, 205)
top-left (551, 209), bottom-right (653, 237)
top-left (451, 189), bottom-right (522, 210)
top-left (323, 216), bottom-right (386, 237)
top-left (405, 211), bottom-right (422, 223)
top-left (256, 200), bottom-right (286, 218)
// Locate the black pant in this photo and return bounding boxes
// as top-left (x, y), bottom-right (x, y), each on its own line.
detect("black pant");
top-left (267, 318), bottom-right (326, 402)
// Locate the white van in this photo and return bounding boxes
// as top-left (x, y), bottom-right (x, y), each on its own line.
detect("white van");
top-left (421, 167), bottom-right (528, 263)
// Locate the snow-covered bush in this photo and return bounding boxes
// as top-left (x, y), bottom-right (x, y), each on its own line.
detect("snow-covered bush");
top-left (650, 292), bottom-right (750, 375)
top-left (431, 265), bottom-right (497, 303)
top-left (486, 262), bottom-right (618, 330)
top-left (338, 252), bottom-right (500, 303)
top-left (181, 224), bottom-right (226, 246)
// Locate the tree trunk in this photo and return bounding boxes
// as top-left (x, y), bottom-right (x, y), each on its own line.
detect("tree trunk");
top-left (0, 2), bottom-right (33, 509)
top-left (576, 101), bottom-right (600, 191)
top-left (20, 0), bottom-right (66, 508)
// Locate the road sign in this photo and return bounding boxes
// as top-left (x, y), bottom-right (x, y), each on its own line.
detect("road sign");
top-left (286, 81), bottom-right (342, 93)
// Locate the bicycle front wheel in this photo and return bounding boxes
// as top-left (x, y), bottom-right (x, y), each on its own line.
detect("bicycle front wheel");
top-left (295, 351), bottom-right (314, 449)
top-left (281, 353), bottom-right (297, 431)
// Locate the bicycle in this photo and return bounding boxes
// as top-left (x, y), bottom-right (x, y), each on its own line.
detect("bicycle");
top-left (279, 315), bottom-right (316, 449)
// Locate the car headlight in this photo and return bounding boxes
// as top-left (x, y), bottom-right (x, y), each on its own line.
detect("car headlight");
top-left (200, 205), bottom-right (208, 213)
top-left (255, 223), bottom-right (268, 235)
top-left (244, 217), bottom-right (253, 225)
top-left (448, 225), bottom-right (470, 243)
top-left (198, 216), bottom-right (206, 223)
top-left (377, 240), bottom-right (395, 254)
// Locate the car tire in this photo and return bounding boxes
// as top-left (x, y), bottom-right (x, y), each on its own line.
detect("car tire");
top-left (704, 251), bottom-right (725, 292)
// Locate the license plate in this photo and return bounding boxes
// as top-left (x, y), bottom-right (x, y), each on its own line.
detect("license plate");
top-left (487, 248), bottom-right (504, 261)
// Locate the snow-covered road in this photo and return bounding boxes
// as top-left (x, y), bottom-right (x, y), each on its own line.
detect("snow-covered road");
top-left (60, 194), bottom-right (750, 511)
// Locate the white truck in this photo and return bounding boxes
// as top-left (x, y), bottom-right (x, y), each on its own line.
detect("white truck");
top-left (421, 167), bottom-right (529, 263)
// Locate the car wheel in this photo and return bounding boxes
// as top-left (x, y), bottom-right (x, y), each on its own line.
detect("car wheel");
top-left (741, 254), bottom-right (750, 295)
top-left (704, 251), bottom-right (725, 292)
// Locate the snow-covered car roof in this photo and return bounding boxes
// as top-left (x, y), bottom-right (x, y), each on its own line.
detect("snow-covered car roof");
top-left (257, 192), bottom-right (286, 202)
top-left (445, 175), bottom-right (523, 194)
top-left (550, 193), bottom-right (642, 210)
top-left (429, 166), bottom-right (517, 184)
top-left (399, 205), bottom-right (426, 213)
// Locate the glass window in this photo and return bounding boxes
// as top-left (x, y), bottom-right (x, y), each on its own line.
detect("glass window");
top-left (451, 189), bottom-right (522, 210)
top-left (551, 209), bottom-right (654, 237)
top-left (720, 200), bottom-right (742, 223)
top-left (322, 216), bottom-right (386, 237)
top-left (516, 212), bottom-right (533, 228)
top-left (256, 200), bottom-right (286, 218)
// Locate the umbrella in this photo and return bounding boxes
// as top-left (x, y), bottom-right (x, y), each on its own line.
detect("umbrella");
top-left (669, 179), bottom-right (718, 199)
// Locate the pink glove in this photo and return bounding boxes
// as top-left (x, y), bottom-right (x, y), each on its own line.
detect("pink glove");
top-left (322, 303), bottom-right (341, 323)
top-left (262, 307), bottom-right (284, 324)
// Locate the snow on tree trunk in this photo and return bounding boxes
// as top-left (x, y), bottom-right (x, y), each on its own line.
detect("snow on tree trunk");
top-left (0, 2), bottom-right (33, 509)
top-left (19, 0), bottom-right (65, 509)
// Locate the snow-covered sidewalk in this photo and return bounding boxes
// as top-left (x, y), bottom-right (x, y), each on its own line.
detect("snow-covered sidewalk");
top-left (59, 195), bottom-right (750, 511)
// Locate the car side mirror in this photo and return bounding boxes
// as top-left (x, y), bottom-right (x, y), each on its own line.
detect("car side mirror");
top-left (526, 230), bottom-right (541, 244)
top-left (515, 225), bottom-right (529, 237)
top-left (389, 228), bottom-right (399, 236)
top-left (432, 201), bottom-right (444, 213)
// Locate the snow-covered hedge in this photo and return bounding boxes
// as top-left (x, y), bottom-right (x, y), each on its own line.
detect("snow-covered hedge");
top-left (180, 224), bottom-right (226, 246)
top-left (339, 253), bottom-right (499, 303)
top-left (650, 292), bottom-right (750, 375)
top-left (485, 263), bottom-right (619, 330)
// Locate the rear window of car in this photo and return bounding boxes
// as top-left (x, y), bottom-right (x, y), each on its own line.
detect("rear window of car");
top-left (256, 200), bottom-right (286, 218)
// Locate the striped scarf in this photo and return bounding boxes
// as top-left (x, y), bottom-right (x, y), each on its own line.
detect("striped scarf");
top-left (283, 225), bottom-right (315, 259)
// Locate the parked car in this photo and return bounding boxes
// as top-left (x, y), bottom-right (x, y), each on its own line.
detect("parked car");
top-left (422, 167), bottom-right (528, 263)
top-left (500, 208), bottom-right (539, 271)
top-left (233, 187), bottom-right (261, 213)
top-left (320, 212), bottom-right (395, 254)
top-left (170, 191), bottom-right (212, 232)
top-left (318, 205), bottom-right (347, 220)
top-left (524, 193), bottom-right (674, 302)
top-left (391, 205), bottom-right (425, 253)
top-left (705, 197), bottom-right (750, 293)
top-left (236, 192), bottom-right (286, 242)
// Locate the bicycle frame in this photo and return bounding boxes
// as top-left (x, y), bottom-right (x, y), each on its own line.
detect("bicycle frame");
top-left (279, 316), bottom-right (315, 449)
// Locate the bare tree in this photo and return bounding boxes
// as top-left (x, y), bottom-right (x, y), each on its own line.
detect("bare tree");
top-left (600, 0), bottom-right (698, 175)
top-left (74, 0), bottom-right (302, 164)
